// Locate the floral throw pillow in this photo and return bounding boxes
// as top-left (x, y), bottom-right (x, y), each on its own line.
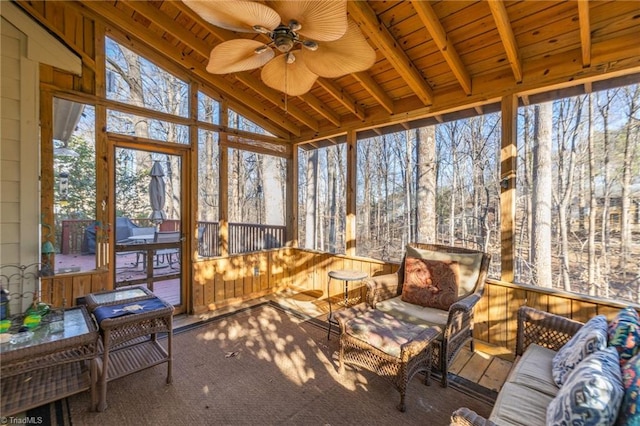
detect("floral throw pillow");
top-left (618, 352), bottom-right (640, 426)
top-left (552, 314), bottom-right (608, 386)
top-left (547, 347), bottom-right (624, 426)
top-left (401, 257), bottom-right (459, 311)
top-left (608, 307), bottom-right (640, 368)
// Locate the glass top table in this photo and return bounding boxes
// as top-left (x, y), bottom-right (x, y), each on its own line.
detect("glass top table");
top-left (85, 286), bottom-right (154, 309)
top-left (0, 305), bottom-right (99, 416)
top-left (0, 306), bottom-right (95, 355)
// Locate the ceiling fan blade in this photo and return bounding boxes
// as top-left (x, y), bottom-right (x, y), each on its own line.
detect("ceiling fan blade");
top-left (268, 1), bottom-right (347, 42)
top-left (261, 52), bottom-right (318, 96)
top-left (302, 20), bottom-right (376, 78)
top-left (206, 40), bottom-right (274, 74)
top-left (183, 1), bottom-right (281, 33)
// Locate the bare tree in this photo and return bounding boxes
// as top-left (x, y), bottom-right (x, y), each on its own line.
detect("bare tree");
top-left (553, 97), bottom-right (583, 291)
top-left (416, 126), bottom-right (437, 242)
top-left (305, 149), bottom-right (318, 249)
top-left (620, 85), bottom-right (640, 291)
top-left (532, 102), bottom-right (553, 287)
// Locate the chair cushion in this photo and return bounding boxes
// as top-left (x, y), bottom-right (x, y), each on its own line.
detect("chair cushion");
top-left (405, 245), bottom-right (483, 298)
top-left (507, 344), bottom-right (559, 397)
top-left (618, 352), bottom-right (640, 426)
top-left (375, 296), bottom-right (448, 329)
top-left (344, 309), bottom-right (431, 358)
top-left (552, 314), bottom-right (608, 386)
top-left (607, 307), bottom-right (640, 368)
top-left (401, 257), bottom-right (459, 310)
top-left (488, 381), bottom-right (553, 426)
top-left (547, 347), bottom-right (624, 426)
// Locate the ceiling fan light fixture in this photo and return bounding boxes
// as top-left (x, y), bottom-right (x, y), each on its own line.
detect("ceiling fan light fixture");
top-left (288, 19), bottom-right (302, 31)
top-left (286, 52), bottom-right (296, 64)
top-left (301, 40), bottom-right (318, 51)
top-left (254, 45), bottom-right (270, 55)
top-left (253, 25), bottom-right (271, 34)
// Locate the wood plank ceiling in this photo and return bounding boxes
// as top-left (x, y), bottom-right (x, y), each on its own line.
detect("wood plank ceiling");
top-left (56, 1), bottom-right (640, 146)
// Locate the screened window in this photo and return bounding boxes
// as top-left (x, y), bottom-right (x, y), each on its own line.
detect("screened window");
top-left (228, 148), bottom-right (286, 254)
top-left (298, 145), bottom-right (346, 254)
top-left (515, 84), bottom-right (640, 305)
top-left (105, 37), bottom-right (188, 118)
top-left (197, 129), bottom-right (220, 257)
top-left (228, 109), bottom-right (273, 136)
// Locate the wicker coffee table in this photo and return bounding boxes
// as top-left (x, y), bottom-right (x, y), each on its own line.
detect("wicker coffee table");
top-left (0, 306), bottom-right (99, 416)
top-left (85, 287), bottom-right (174, 411)
top-left (334, 304), bottom-right (441, 412)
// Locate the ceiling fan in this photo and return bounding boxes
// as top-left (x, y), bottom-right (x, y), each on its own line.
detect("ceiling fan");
top-left (183, 1), bottom-right (376, 96)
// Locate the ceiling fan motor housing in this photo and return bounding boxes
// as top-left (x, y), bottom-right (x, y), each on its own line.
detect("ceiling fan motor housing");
top-left (272, 25), bottom-right (297, 53)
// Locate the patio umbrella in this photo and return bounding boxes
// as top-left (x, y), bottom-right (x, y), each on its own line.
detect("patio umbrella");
top-left (149, 161), bottom-right (166, 225)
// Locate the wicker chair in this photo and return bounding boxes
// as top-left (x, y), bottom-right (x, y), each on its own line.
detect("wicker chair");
top-left (363, 243), bottom-right (490, 387)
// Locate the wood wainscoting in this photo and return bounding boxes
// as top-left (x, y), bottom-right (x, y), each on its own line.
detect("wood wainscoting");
top-left (40, 269), bottom-right (108, 307)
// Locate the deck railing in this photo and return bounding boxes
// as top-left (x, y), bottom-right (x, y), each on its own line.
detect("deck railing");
top-left (59, 219), bottom-right (285, 257)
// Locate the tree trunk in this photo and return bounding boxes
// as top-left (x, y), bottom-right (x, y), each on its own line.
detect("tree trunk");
top-left (532, 102), bottom-right (553, 288)
top-left (305, 149), bottom-right (318, 249)
top-left (587, 94), bottom-right (598, 296)
top-left (416, 127), bottom-right (437, 242)
top-left (620, 86), bottom-right (639, 287)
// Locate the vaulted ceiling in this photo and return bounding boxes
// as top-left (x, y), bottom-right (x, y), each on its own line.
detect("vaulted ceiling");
top-left (29, 1), bottom-right (640, 146)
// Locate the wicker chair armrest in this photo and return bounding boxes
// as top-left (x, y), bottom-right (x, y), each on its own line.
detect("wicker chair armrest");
top-left (450, 408), bottom-right (497, 426)
top-left (364, 273), bottom-right (401, 307)
top-left (516, 305), bottom-right (584, 356)
top-left (444, 292), bottom-right (480, 339)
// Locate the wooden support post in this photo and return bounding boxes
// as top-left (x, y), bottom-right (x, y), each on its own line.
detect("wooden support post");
top-left (500, 95), bottom-right (518, 283)
top-left (346, 130), bottom-right (357, 257)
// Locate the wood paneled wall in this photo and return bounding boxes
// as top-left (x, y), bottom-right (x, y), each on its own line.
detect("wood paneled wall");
top-left (40, 269), bottom-right (108, 308)
top-left (474, 279), bottom-right (638, 353)
top-left (191, 248), bottom-right (396, 314)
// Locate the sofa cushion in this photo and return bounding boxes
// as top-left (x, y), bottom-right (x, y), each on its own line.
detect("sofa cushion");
top-left (547, 347), bottom-right (624, 426)
top-left (618, 352), bottom-right (640, 426)
top-left (401, 257), bottom-right (460, 310)
top-left (608, 307), bottom-right (640, 367)
top-left (552, 315), bottom-right (608, 386)
top-left (507, 344), bottom-right (560, 397)
top-left (405, 245), bottom-right (483, 298)
top-left (488, 382), bottom-right (553, 426)
top-left (375, 296), bottom-right (448, 329)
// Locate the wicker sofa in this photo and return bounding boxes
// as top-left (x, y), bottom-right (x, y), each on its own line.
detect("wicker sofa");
top-left (451, 305), bottom-right (638, 426)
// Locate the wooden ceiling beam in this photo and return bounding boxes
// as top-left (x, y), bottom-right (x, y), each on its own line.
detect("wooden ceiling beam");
top-left (298, 93), bottom-right (341, 127)
top-left (81, 0), bottom-right (300, 137)
top-left (348, 1), bottom-right (434, 105)
top-left (410, 0), bottom-right (472, 95)
top-left (235, 73), bottom-right (319, 131)
top-left (488, 0), bottom-right (523, 84)
top-left (316, 78), bottom-right (365, 120)
top-left (577, 0), bottom-right (591, 67)
top-left (353, 72), bottom-right (394, 114)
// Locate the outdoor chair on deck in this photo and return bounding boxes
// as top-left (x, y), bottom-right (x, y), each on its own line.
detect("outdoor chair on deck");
top-left (153, 231), bottom-right (180, 269)
top-left (362, 243), bottom-right (490, 387)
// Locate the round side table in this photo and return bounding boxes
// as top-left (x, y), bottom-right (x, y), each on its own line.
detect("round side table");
top-left (327, 269), bottom-right (368, 339)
